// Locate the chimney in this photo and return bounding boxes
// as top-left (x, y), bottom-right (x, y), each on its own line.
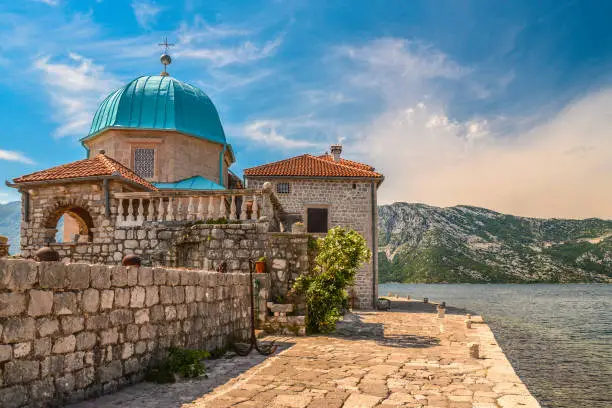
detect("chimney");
top-left (330, 144), bottom-right (342, 162)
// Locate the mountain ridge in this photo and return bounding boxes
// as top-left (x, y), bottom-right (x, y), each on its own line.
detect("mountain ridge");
top-left (378, 202), bottom-right (612, 283)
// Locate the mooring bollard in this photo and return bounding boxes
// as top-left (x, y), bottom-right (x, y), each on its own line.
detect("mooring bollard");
top-left (465, 319), bottom-right (472, 329)
top-left (468, 343), bottom-right (479, 359)
top-left (423, 297), bottom-right (428, 303)
top-left (441, 301), bottom-right (446, 308)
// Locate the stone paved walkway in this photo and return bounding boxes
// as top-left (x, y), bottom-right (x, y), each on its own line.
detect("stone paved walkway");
top-left (70, 300), bottom-right (541, 408)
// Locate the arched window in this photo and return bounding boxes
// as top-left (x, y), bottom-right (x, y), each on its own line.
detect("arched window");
top-left (45, 205), bottom-right (95, 244)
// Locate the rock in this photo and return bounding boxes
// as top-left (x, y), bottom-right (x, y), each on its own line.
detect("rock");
top-left (28, 290), bottom-right (53, 317)
top-left (122, 254), bottom-right (141, 266)
top-left (35, 247), bottom-right (59, 262)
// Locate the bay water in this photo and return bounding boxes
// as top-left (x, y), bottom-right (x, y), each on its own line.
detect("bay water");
top-left (378, 283), bottom-right (612, 408)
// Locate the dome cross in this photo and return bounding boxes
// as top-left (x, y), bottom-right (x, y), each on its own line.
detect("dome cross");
top-left (158, 37), bottom-right (175, 76)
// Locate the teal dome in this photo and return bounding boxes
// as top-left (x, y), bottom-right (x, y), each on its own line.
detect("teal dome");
top-left (85, 75), bottom-right (226, 145)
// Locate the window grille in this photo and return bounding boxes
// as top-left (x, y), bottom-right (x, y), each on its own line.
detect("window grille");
top-left (276, 182), bottom-right (291, 194)
top-left (134, 148), bottom-right (155, 179)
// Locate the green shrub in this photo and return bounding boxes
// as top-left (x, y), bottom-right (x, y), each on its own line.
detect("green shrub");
top-left (293, 227), bottom-right (371, 333)
top-left (145, 347), bottom-right (210, 383)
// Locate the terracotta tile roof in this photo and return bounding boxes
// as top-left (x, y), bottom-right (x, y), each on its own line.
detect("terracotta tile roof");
top-left (243, 154), bottom-right (383, 179)
top-left (13, 154), bottom-right (157, 190)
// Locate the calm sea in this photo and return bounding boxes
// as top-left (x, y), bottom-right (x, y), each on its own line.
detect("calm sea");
top-left (379, 283), bottom-right (612, 408)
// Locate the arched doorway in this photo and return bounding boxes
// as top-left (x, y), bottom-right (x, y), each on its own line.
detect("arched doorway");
top-left (44, 205), bottom-right (95, 244)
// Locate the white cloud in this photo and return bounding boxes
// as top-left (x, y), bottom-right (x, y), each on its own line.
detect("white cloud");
top-left (176, 34), bottom-right (284, 67)
top-left (243, 120), bottom-right (316, 149)
top-left (34, 53), bottom-right (120, 138)
top-left (0, 149), bottom-right (34, 165)
top-left (131, 1), bottom-right (163, 29)
top-left (321, 37), bottom-right (612, 219)
top-left (33, 0), bottom-right (59, 5)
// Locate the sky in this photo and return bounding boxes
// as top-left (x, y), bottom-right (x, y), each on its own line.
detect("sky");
top-left (2, 0), bottom-right (612, 219)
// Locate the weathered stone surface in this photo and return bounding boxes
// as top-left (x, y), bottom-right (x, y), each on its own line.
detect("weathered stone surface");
top-left (91, 265), bottom-right (112, 289)
top-left (76, 332), bottom-right (97, 351)
top-left (145, 286), bottom-right (159, 307)
top-left (0, 385), bottom-right (28, 408)
top-left (98, 360), bottom-right (123, 382)
top-left (39, 262), bottom-right (66, 288)
top-left (0, 259), bottom-right (38, 291)
top-left (34, 337), bottom-right (52, 356)
top-left (37, 318), bottom-right (59, 337)
top-left (28, 290), bottom-right (53, 316)
top-left (31, 378), bottom-right (55, 402)
top-left (52, 335), bottom-right (76, 354)
top-left (130, 286), bottom-right (145, 308)
top-left (3, 317), bottom-right (36, 343)
top-left (66, 263), bottom-right (90, 289)
top-left (82, 289), bottom-right (100, 313)
top-left (13, 341), bottom-right (32, 358)
top-left (101, 290), bottom-right (114, 309)
top-left (114, 288), bottom-right (130, 308)
top-left (0, 293), bottom-right (26, 317)
top-left (111, 267), bottom-right (128, 287)
top-left (54, 292), bottom-right (78, 315)
top-left (4, 359), bottom-right (40, 384)
top-left (61, 316), bottom-right (85, 334)
top-left (0, 344), bottom-right (13, 361)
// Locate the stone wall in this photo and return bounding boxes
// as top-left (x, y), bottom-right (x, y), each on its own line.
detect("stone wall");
top-left (0, 259), bottom-right (251, 408)
top-left (266, 233), bottom-right (311, 301)
top-left (247, 178), bottom-right (378, 308)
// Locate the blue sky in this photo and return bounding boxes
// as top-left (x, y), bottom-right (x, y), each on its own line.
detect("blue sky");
top-left (2, 0), bottom-right (612, 218)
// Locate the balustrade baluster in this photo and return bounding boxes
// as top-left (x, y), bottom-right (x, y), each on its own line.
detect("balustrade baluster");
top-left (197, 197), bottom-right (205, 220)
top-left (157, 198), bottom-right (165, 221)
top-left (187, 197), bottom-right (195, 220)
top-left (240, 195), bottom-right (248, 221)
top-left (137, 199), bottom-right (144, 222)
top-left (208, 196), bottom-right (215, 219)
top-left (230, 195), bottom-right (237, 220)
top-left (176, 197), bottom-right (183, 221)
top-left (219, 195), bottom-right (226, 219)
top-left (147, 199), bottom-right (155, 221)
top-left (121, 199), bottom-right (127, 222)
top-left (252, 195), bottom-right (259, 220)
top-left (166, 197), bottom-right (174, 221)
top-left (127, 199), bottom-right (134, 222)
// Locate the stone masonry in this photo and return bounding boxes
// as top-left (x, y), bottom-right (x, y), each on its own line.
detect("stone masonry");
top-left (0, 258), bottom-right (254, 408)
top-left (248, 178), bottom-right (379, 309)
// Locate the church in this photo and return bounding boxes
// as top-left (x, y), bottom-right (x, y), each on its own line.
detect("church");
top-left (7, 52), bottom-right (384, 308)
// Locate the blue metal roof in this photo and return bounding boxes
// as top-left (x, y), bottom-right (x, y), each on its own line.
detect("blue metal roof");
top-left (153, 176), bottom-right (225, 191)
top-left (84, 75), bottom-right (226, 145)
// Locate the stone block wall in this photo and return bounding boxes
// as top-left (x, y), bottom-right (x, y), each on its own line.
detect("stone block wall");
top-left (266, 233), bottom-right (311, 300)
top-left (0, 259), bottom-right (251, 408)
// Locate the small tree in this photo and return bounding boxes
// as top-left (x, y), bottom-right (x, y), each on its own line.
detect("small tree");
top-left (293, 227), bottom-right (371, 333)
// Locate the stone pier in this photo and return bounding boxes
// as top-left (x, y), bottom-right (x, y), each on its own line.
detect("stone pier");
top-left (67, 299), bottom-right (541, 408)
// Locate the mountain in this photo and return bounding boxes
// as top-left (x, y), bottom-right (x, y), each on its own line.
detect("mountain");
top-left (378, 203), bottom-right (612, 283)
top-left (0, 201), bottom-right (21, 255)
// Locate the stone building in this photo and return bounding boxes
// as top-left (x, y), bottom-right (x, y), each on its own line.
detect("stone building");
top-left (244, 145), bottom-right (384, 308)
top-left (6, 56), bottom-right (384, 308)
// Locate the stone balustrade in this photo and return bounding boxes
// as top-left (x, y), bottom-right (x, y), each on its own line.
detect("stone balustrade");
top-left (113, 189), bottom-right (267, 227)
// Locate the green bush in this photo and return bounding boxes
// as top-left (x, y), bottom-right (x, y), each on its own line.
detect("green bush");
top-left (293, 227), bottom-right (371, 333)
top-left (145, 347), bottom-right (210, 383)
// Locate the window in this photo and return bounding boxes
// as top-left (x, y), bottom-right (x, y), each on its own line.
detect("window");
top-left (307, 208), bottom-right (328, 233)
top-left (134, 148), bottom-right (155, 179)
top-left (276, 182), bottom-right (291, 194)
